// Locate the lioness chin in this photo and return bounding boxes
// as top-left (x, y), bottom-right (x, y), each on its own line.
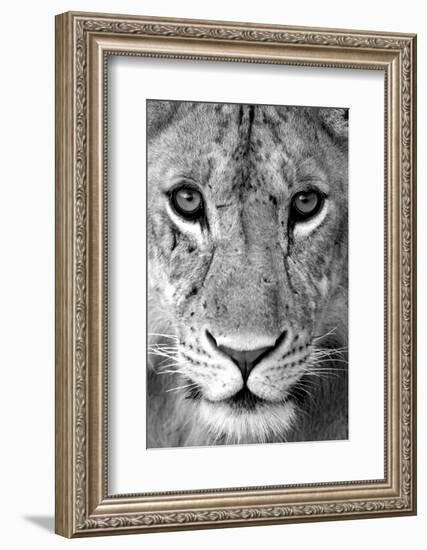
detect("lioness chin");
top-left (147, 100), bottom-right (348, 448)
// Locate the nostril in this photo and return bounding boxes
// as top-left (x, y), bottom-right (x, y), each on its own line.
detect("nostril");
top-left (274, 329), bottom-right (288, 349)
top-left (205, 329), bottom-right (218, 349)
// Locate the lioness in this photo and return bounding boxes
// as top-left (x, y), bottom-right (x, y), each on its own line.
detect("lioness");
top-left (147, 101), bottom-right (348, 447)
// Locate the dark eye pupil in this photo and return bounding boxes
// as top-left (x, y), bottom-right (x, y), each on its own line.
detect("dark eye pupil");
top-left (171, 186), bottom-right (203, 219)
top-left (292, 191), bottom-right (321, 219)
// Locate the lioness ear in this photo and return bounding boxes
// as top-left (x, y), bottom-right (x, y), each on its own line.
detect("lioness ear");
top-left (147, 100), bottom-right (181, 141)
top-left (318, 108), bottom-right (348, 142)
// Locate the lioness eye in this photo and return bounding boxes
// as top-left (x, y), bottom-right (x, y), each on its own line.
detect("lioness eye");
top-left (170, 186), bottom-right (204, 221)
top-left (290, 190), bottom-right (323, 221)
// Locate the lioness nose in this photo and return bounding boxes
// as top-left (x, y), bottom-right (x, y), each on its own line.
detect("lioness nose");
top-left (206, 330), bottom-right (288, 382)
top-left (218, 345), bottom-right (271, 381)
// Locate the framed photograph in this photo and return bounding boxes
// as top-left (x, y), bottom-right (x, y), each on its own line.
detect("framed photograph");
top-left (55, 11), bottom-right (417, 537)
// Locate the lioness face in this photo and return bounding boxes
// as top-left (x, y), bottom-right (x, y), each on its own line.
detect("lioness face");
top-left (148, 101), bottom-right (348, 443)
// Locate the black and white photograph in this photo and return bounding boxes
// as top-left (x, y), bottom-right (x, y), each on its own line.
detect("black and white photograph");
top-left (147, 100), bottom-right (349, 448)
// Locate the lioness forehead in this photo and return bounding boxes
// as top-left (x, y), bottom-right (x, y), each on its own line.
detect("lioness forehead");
top-left (147, 101), bottom-right (347, 199)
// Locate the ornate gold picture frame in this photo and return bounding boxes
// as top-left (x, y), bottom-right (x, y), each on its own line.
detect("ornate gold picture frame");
top-left (55, 11), bottom-right (416, 537)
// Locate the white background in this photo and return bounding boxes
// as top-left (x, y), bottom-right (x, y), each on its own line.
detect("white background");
top-left (109, 58), bottom-right (384, 494)
top-left (0, 1), bottom-right (424, 549)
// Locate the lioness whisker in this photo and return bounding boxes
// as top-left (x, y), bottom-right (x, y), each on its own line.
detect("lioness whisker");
top-left (148, 332), bottom-right (179, 340)
top-left (313, 325), bottom-right (339, 342)
top-left (165, 382), bottom-right (199, 393)
top-left (148, 350), bottom-right (180, 360)
top-left (158, 370), bottom-right (188, 377)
